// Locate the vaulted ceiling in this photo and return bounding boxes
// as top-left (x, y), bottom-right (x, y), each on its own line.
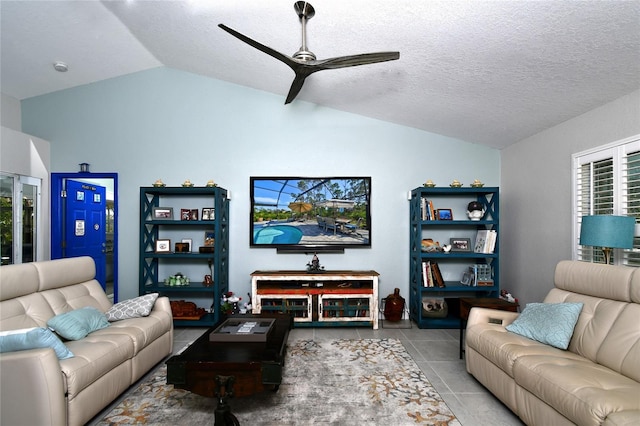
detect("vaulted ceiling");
top-left (1, 0), bottom-right (639, 149)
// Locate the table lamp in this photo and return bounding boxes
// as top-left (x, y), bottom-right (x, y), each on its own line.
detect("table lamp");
top-left (579, 215), bottom-right (635, 264)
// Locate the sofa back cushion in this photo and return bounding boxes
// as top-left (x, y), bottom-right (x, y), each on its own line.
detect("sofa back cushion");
top-left (33, 257), bottom-right (96, 292)
top-left (0, 256), bottom-right (112, 332)
top-left (0, 262), bottom-right (40, 301)
top-left (546, 261), bottom-right (640, 381)
top-left (39, 281), bottom-right (112, 316)
top-left (0, 293), bottom-right (56, 331)
top-left (553, 260), bottom-right (635, 302)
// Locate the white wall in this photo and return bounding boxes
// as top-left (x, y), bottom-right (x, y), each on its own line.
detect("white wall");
top-left (501, 89), bottom-right (640, 306)
top-left (21, 67), bottom-right (501, 301)
top-left (1, 93), bottom-right (21, 131)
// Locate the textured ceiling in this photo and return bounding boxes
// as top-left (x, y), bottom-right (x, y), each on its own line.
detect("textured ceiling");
top-left (1, 0), bottom-right (639, 149)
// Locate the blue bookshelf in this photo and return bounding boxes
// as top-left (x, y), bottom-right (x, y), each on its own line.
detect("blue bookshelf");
top-left (139, 186), bottom-right (229, 326)
top-left (409, 186), bottom-right (500, 328)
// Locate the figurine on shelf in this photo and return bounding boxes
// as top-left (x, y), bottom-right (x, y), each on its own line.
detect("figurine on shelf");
top-left (306, 253), bottom-right (324, 272)
top-left (221, 291), bottom-right (241, 315)
top-left (421, 238), bottom-right (442, 252)
top-left (203, 274), bottom-right (213, 287)
top-left (466, 201), bottom-right (485, 221)
top-left (500, 289), bottom-right (517, 304)
top-left (241, 293), bottom-right (252, 314)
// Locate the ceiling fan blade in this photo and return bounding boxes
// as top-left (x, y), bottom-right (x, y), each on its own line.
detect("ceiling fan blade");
top-left (285, 74), bottom-right (309, 104)
top-left (282, 51), bottom-right (399, 104)
top-left (218, 24), bottom-right (297, 69)
top-left (312, 52), bottom-right (400, 70)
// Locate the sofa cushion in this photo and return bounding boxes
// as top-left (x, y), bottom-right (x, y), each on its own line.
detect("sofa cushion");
top-left (466, 322), bottom-right (587, 377)
top-left (513, 354), bottom-right (640, 426)
top-left (0, 327), bottom-right (74, 359)
top-left (105, 293), bottom-right (159, 321)
top-left (47, 307), bottom-right (109, 340)
top-left (99, 307), bottom-right (173, 355)
top-left (61, 333), bottom-right (135, 400)
top-left (506, 302), bottom-right (583, 349)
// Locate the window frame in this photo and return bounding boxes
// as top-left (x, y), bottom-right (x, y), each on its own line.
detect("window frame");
top-left (572, 135), bottom-right (640, 266)
top-left (0, 173), bottom-right (42, 264)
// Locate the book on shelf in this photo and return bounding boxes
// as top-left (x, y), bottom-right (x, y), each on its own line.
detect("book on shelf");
top-left (474, 229), bottom-right (497, 253)
top-left (420, 198), bottom-right (436, 221)
top-left (422, 261), bottom-right (435, 287)
top-left (421, 197), bottom-right (429, 220)
top-left (431, 262), bottom-right (446, 288)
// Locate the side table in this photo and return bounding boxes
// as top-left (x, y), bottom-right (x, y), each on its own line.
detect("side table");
top-left (459, 297), bottom-right (519, 359)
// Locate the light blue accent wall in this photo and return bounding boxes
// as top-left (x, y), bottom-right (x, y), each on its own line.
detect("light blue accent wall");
top-left (22, 67), bottom-right (499, 302)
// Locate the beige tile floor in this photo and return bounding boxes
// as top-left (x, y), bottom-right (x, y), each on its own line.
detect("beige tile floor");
top-left (172, 322), bottom-right (525, 426)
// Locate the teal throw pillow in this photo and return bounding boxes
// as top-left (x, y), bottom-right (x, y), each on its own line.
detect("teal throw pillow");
top-left (47, 307), bottom-right (110, 340)
top-left (0, 327), bottom-right (74, 359)
top-left (506, 302), bottom-right (583, 350)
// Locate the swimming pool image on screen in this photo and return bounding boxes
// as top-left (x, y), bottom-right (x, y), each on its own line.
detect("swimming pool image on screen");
top-left (253, 225), bottom-right (304, 244)
top-left (250, 177), bottom-right (371, 250)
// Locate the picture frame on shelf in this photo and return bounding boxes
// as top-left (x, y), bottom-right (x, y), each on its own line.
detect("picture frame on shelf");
top-left (181, 238), bottom-right (192, 252)
top-left (153, 207), bottom-right (173, 220)
top-left (202, 208), bottom-right (215, 220)
top-left (437, 209), bottom-right (453, 220)
top-left (155, 239), bottom-right (171, 253)
top-left (450, 237), bottom-right (471, 252)
top-left (175, 242), bottom-right (189, 252)
top-left (180, 209), bottom-right (191, 221)
top-left (189, 209), bottom-right (199, 220)
top-left (204, 232), bottom-right (215, 247)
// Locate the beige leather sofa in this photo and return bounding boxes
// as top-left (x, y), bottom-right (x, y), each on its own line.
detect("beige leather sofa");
top-left (0, 256), bottom-right (173, 426)
top-left (465, 260), bottom-right (640, 426)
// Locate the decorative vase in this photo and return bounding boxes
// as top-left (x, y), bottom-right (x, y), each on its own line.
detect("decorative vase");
top-left (384, 288), bottom-right (405, 322)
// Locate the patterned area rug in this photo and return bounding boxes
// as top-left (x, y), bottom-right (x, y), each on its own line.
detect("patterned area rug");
top-left (97, 338), bottom-right (460, 425)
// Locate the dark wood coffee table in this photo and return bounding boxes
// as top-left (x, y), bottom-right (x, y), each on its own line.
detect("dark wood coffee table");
top-left (166, 313), bottom-right (292, 425)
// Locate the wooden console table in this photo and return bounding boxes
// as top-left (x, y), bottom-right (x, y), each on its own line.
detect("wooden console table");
top-left (251, 270), bottom-right (379, 329)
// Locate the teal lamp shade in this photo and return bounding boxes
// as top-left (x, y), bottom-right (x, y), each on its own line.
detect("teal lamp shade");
top-left (580, 215), bottom-right (635, 264)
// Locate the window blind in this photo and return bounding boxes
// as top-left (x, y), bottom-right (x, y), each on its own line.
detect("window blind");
top-left (573, 136), bottom-right (640, 266)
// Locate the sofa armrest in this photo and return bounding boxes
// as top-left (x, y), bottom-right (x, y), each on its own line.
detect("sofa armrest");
top-left (153, 295), bottom-right (173, 319)
top-left (1, 348), bottom-right (66, 426)
top-left (467, 307), bottom-right (520, 329)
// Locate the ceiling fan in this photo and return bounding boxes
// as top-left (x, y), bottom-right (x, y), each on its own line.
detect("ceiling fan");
top-left (218, 1), bottom-right (400, 104)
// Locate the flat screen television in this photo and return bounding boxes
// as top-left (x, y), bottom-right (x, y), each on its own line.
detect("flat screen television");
top-left (250, 177), bottom-right (371, 252)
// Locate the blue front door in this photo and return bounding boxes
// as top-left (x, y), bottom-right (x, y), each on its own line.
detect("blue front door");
top-left (64, 180), bottom-right (107, 288)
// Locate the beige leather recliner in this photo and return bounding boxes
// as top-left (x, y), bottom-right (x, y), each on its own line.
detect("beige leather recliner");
top-left (465, 260), bottom-right (640, 426)
top-left (0, 256), bottom-right (174, 426)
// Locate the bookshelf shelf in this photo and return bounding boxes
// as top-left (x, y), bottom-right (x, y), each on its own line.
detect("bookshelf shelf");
top-left (409, 186), bottom-right (500, 328)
